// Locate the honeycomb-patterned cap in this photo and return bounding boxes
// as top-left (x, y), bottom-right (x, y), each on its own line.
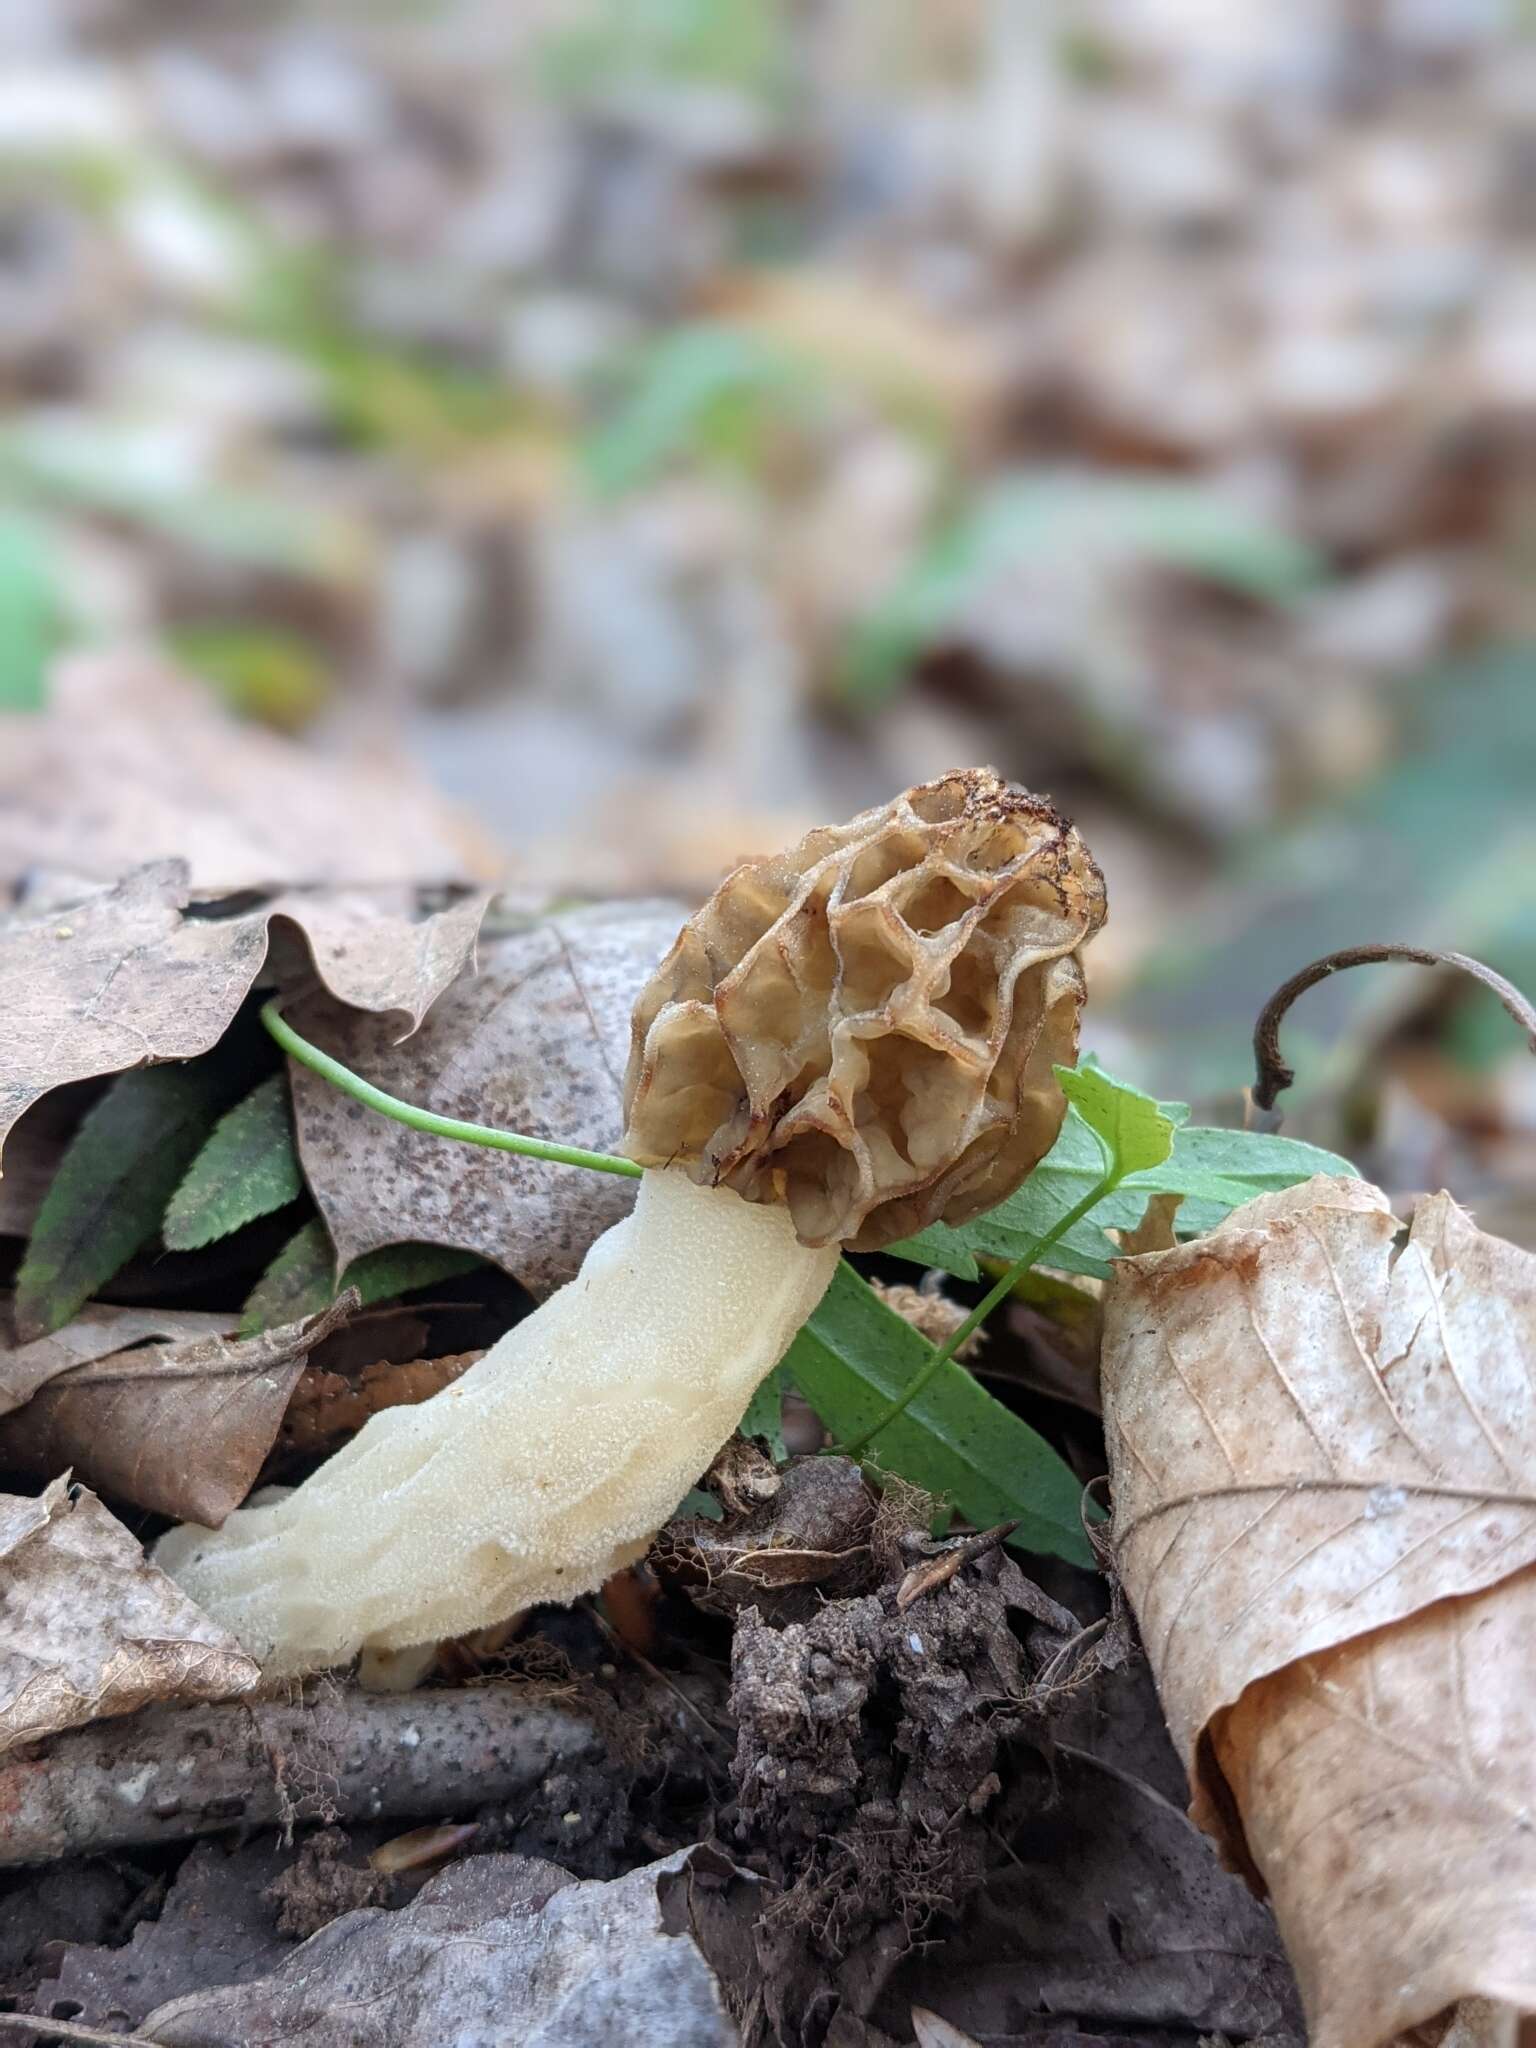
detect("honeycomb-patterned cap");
top-left (621, 770), bottom-right (1107, 1250)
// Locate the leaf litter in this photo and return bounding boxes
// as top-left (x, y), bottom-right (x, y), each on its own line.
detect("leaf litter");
top-left (1103, 1175), bottom-right (1536, 2047)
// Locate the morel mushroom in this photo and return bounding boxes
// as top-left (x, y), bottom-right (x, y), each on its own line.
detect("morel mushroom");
top-left (157, 771), bottom-right (1105, 1674)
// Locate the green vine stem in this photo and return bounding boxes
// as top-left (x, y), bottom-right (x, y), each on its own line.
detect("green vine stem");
top-left (837, 1172), bottom-right (1117, 1459)
top-left (260, 999), bottom-right (642, 1180)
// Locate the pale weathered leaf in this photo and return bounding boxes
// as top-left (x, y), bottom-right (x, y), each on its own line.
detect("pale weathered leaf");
top-left (0, 652), bottom-right (498, 896)
top-left (0, 1293), bottom-right (358, 1523)
top-left (1102, 1176), bottom-right (1536, 2045)
top-left (0, 1295), bottom-right (227, 1416)
top-left (0, 860), bottom-right (492, 1159)
top-left (290, 900), bottom-right (685, 1297)
top-left (0, 1476), bottom-right (257, 1756)
top-left (141, 1847), bottom-right (738, 2047)
top-left (1215, 1572), bottom-right (1536, 2046)
top-left (1104, 1176), bottom-right (1536, 1770)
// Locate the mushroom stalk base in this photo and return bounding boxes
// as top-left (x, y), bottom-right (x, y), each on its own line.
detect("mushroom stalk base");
top-left (155, 1170), bottom-right (838, 1675)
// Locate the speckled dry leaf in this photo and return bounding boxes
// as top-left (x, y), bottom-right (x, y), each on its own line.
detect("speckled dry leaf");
top-left (0, 1295), bottom-right (227, 1415)
top-left (1214, 1571), bottom-right (1536, 2047)
top-left (141, 1847), bottom-right (737, 2047)
top-left (0, 860), bottom-right (491, 1155)
top-left (0, 652), bottom-right (499, 895)
top-left (1102, 1176), bottom-right (1536, 2046)
top-left (290, 900), bottom-right (685, 1297)
top-left (0, 1294), bottom-right (357, 1525)
top-left (0, 1476), bottom-right (257, 1756)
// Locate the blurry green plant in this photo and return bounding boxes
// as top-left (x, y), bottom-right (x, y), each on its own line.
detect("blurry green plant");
top-left (1122, 645), bottom-right (1536, 1095)
top-left (843, 469), bottom-right (1327, 704)
top-left (168, 624), bottom-right (332, 731)
top-left (541, 0), bottom-right (793, 103)
top-left (0, 516), bottom-right (65, 711)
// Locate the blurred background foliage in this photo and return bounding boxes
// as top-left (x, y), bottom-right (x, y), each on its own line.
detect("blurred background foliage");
top-left (2, 0), bottom-right (1533, 1229)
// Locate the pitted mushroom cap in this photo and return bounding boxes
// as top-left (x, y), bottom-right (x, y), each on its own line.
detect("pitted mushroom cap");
top-left (621, 769), bottom-right (1107, 1250)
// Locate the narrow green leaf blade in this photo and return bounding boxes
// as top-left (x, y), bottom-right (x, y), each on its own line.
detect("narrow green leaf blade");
top-left (740, 1361), bottom-right (789, 1462)
top-left (163, 1073), bottom-right (303, 1251)
top-left (785, 1264), bottom-right (1092, 1565)
top-left (15, 1063), bottom-right (231, 1339)
top-left (241, 1223), bottom-right (484, 1337)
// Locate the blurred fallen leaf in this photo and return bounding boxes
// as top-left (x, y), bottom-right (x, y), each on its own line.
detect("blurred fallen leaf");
top-left (0, 1476), bottom-right (257, 1757)
top-left (0, 1292), bottom-right (358, 1523)
top-left (276, 1348), bottom-right (482, 1460)
top-left (138, 1848), bottom-right (737, 2047)
top-left (0, 652), bottom-right (499, 894)
top-left (288, 899), bottom-right (685, 1297)
top-left (1103, 1175), bottom-right (1536, 2044)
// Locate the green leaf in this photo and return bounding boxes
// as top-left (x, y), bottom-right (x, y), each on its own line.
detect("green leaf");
top-left (163, 1073), bottom-right (304, 1251)
top-left (846, 469), bottom-right (1323, 703)
top-left (0, 516), bottom-right (63, 711)
top-left (887, 1067), bottom-right (1358, 1284)
top-left (740, 1361), bottom-right (789, 1462)
top-left (582, 324), bottom-right (821, 497)
top-left (15, 1062), bottom-right (231, 1338)
top-left (1120, 646), bottom-right (1536, 1095)
top-left (785, 1263), bottom-right (1092, 1566)
top-left (674, 1486), bottom-right (726, 1524)
top-left (1056, 1061), bottom-right (1177, 1184)
top-left (241, 1223), bottom-right (484, 1337)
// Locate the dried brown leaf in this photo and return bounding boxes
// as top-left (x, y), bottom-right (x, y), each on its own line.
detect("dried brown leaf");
top-left (0, 860), bottom-right (491, 1159)
top-left (140, 1848), bottom-right (737, 2047)
top-left (0, 653), bottom-right (499, 896)
top-left (0, 1294), bottom-right (359, 1524)
top-left (1214, 1572), bottom-right (1536, 2046)
top-left (1102, 1174), bottom-right (1536, 2045)
top-left (0, 1476), bottom-right (257, 1756)
top-left (290, 899), bottom-right (685, 1297)
top-left (0, 1296), bottom-right (227, 1416)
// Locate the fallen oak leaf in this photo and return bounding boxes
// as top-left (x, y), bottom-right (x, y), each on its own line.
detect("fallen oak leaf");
top-left (288, 899), bottom-right (686, 1297)
top-left (0, 1292), bottom-right (360, 1524)
top-left (0, 1476), bottom-right (257, 1757)
top-left (138, 1848), bottom-right (738, 2048)
top-left (0, 860), bottom-right (492, 1167)
top-left (1102, 1175), bottom-right (1536, 2045)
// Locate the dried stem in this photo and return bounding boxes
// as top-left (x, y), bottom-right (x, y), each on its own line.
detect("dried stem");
top-left (1251, 944), bottom-right (1536, 1117)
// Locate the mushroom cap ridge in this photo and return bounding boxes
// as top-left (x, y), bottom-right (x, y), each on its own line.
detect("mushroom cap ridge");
top-left (622, 768), bottom-right (1107, 1250)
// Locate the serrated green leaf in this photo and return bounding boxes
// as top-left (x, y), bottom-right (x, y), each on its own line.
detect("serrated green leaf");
top-left (163, 1073), bottom-right (303, 1251)
top-left (740, 1361), bottom-right (789, 1462)
top-left (241, 1222), bottom-right (484, 1337)
top-left (1056, 1062), bottom-right (1176, 1184)
top-left (785, 1263), bottom-right (1092, 1566)
top-left (15, 1062), bottom-right (231, 1338)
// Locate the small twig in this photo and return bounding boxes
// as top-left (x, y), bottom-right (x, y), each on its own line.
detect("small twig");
top-left (0, 2014), bottom-right (172, 2047)
top-left (261, 1000), bottom-right (641, 1179)
top-left (0, 1682), bottom-right (607, 1866)
top-left (895, 1520), bottom-right (1018, 1611)
top-left (1250, 943), bottom-right (1536, 1119)
top-left (581, 1600), bottom-right (731, 1754)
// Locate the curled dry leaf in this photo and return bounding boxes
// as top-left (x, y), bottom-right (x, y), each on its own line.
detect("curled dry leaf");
top-left (0, 860), bottom-right (492, 1161)
top-left (0, 1296), bottom-right (227, 1415)
top-left (1102, 1174), bottom-right (1536, 2045)
top-left (0, 1476), bottom-right (257, 1757)
top-left (139, 1848), bottom-right (738, 2048)
top-left (0, 1292), bottom-right (359, 1524)
top-left (290, 900), bottom-right (685, 1297)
